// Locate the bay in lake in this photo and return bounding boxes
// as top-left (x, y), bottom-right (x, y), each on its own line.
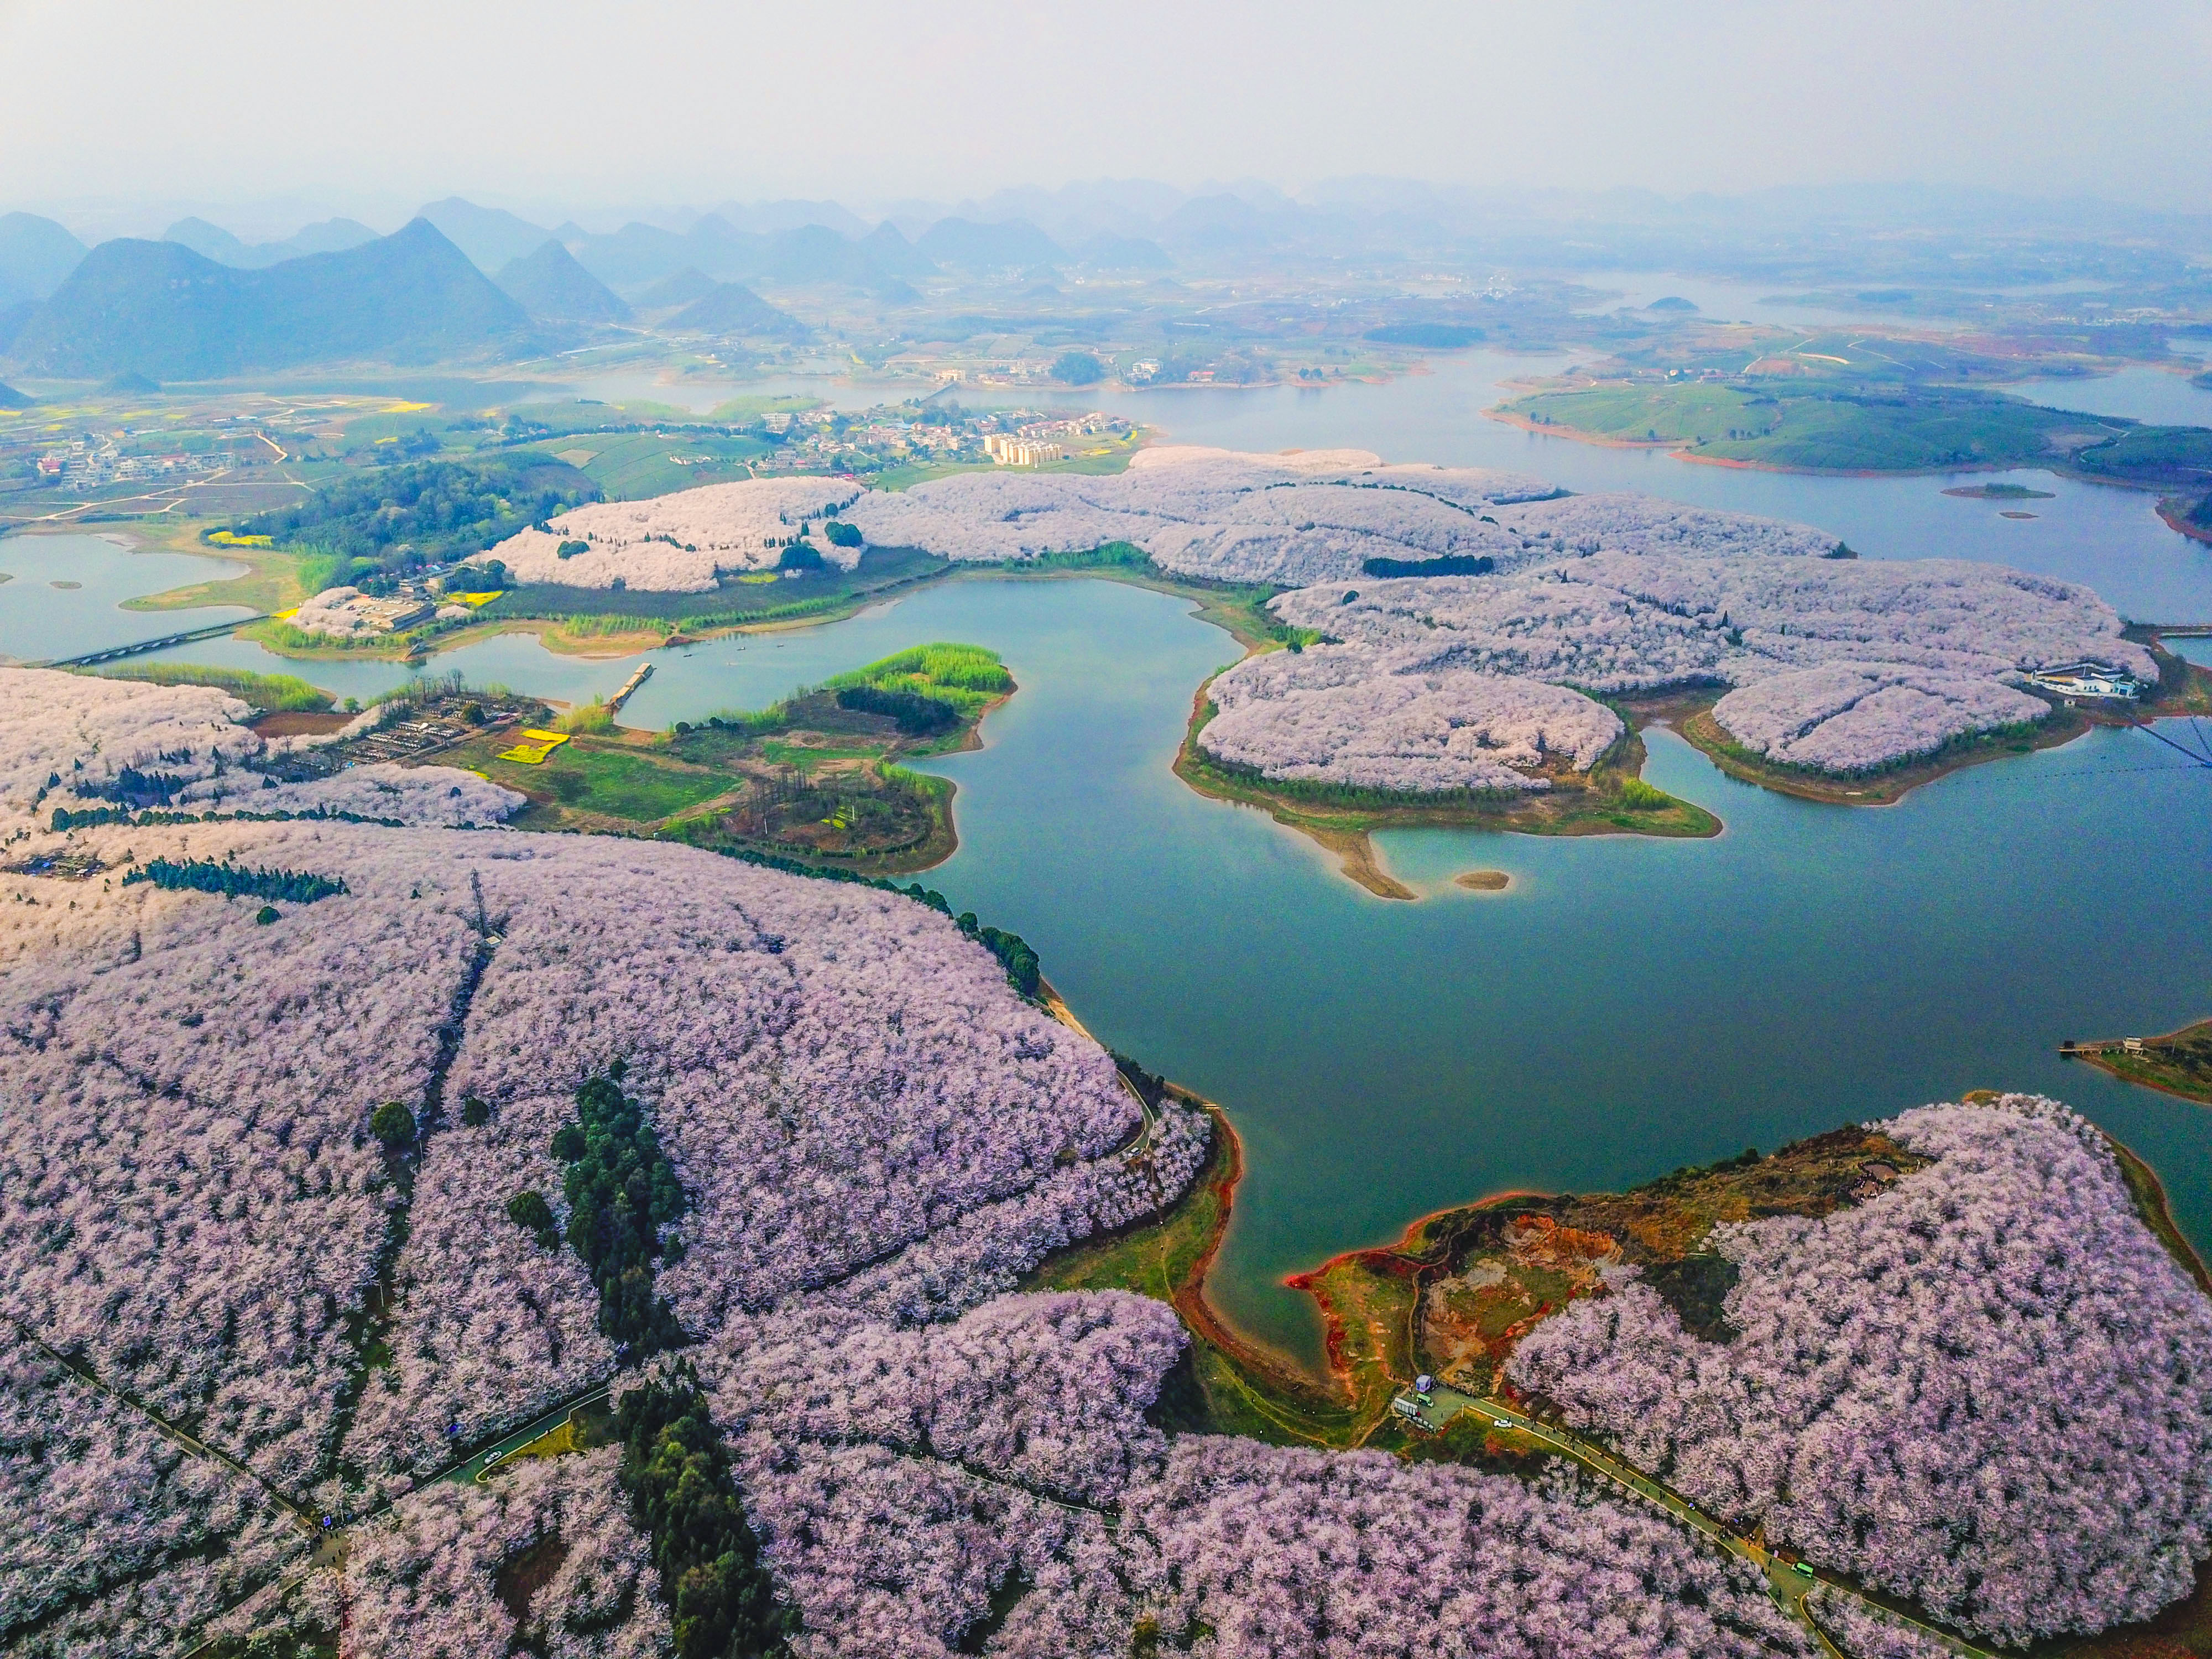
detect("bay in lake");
top-left (0, 533), bottom-right (251, 665)
top-left (6, 365), bottom-right (2210, 1375)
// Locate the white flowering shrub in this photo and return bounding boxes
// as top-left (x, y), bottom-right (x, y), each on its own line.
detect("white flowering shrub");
top-left (477, 479), bottom-right (865, 591)
top-left (1507, 1095), bottom-right (2212, 1645)
top-left (1200, 645), bottom-right (1624, 792)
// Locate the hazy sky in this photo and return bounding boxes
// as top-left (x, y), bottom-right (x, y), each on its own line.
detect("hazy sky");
top-left (7, 0), bottom-right (2209, 229)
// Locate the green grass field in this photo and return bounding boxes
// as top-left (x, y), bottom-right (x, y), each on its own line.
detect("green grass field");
top-left (85, 661), bottom-right (332, 712)
top-left (494, 743), bottom-right (731, 821)
top-left (557, 432), bottom-right (774, 498)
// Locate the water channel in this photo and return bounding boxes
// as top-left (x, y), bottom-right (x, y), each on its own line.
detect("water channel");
top-left (5, 357), bottom-right (2210, 1373)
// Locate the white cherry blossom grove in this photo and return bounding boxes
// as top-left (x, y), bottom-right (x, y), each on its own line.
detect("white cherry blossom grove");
top-left (8, 664), bottom-right (2210, 1656)
top-left (0, 776), bottom-right (1213, 1652)
top-left (468, 448), bottom-right (1815, 593)
top-left (706, 1290), bottom-right (1819, 1658)
top-left (0, 666), bottom-right (523, 832)
top-left (1199, 644), bottom-right (1625, 792)
top-left (336, 1448), bottom-right (671, 1659)
top-left (0, 1322), bottom-right (309, 1658)
top-left (1506, 1094), bottom-right (2212, 1646)
top-left (447, 446), bottom-right (2152, 779)
top-left (478, 477), bottom-right (865, 590)
top-left (1263, 552), bottom-right (2152, 776)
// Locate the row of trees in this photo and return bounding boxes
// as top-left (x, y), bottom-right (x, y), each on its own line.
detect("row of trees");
top-left (122, 856), bottom-right (347, 904)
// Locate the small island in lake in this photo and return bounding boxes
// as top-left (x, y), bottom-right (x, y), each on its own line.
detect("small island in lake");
top-left (1943, 482), bottom-right (2057, 499)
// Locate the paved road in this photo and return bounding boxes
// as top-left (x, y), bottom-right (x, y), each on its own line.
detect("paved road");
top-left (1402, 1385), bottom-right (1991, 1659)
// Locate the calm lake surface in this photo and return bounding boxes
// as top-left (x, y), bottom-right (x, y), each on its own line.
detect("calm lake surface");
top-left (2005, 365), bottom-right (2212, 429)
top-left (0, 533), bottom-right (251, 665)
top-left (8, 368), bottom-right (2211, 1374)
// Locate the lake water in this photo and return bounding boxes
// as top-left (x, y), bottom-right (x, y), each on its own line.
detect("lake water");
top-left (9, 372), bottom-right (2212, 1376)
top-left (0, 533), bottom-right (251, 665)
top-left (2004, 365), bottom-right (2212, 429)
top-left (1057, 354), bottom-right (2212, 623)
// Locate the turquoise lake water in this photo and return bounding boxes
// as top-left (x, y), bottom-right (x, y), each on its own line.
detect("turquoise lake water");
top-left (6, 366), bottom-right (2211, 1373)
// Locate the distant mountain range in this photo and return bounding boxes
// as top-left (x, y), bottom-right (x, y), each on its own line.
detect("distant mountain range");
top-left (164, 216), bottom-right (380, 268)
top-left (3, 219), bottom-right (535, 380)
top-left (666, 281), bottom-right (806, 340)
top-left (632, 268), bottom-right (721, 310)
top-left (0, 212), bottom-right (89, 303)
top-left (0, 194), bottom-right (1191, 351)
top-left (494, 240), bottom-right (630, 324)
top-left (408, 197), bottom-right (1166, 291)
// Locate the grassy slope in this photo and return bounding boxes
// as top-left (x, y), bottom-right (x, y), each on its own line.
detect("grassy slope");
top-left (119, 521), bottom-right (314, 615)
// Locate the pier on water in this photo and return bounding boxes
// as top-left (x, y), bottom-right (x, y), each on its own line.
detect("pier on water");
top-left (606, 660), bottom-right (654, 713)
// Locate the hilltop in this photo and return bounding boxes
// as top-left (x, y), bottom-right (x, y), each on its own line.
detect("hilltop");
top-left (666, 279), bottom-right (806, 338)
top-left (493, 239), bottom-right (630, 323)
top-left (3, 218), bottom-right (535, 379)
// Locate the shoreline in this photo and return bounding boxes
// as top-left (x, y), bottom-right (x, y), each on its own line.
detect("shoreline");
top-left (2158, 499), bottom-right (2212, 546)
top-left (1484, 404), bottom-right (2197, 488)
top-left (1171, 677), bottom-right (1725, 901)
top-left (2063, 1018), bottom-right (2212, 1113)
top-left (1148, 1091), bottom-right (2212, 1440)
